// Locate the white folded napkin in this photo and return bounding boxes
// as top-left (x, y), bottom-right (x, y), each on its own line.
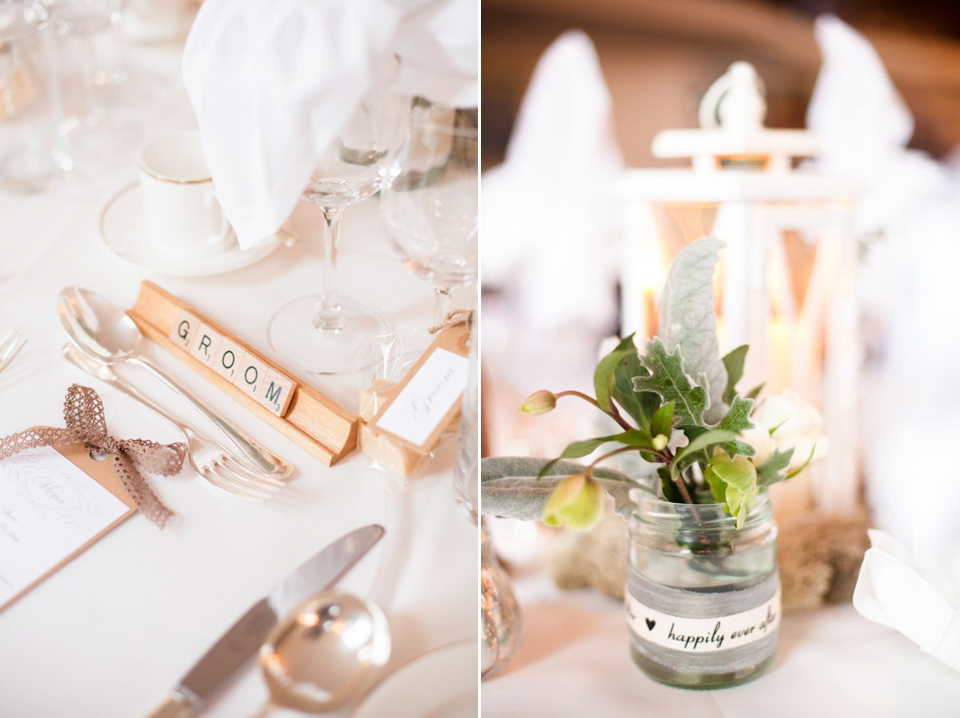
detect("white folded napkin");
top-left (481, 30), bottom-right (623, 332)
top-left (181, 0), bottom-right (477, 249)
top-left (854, 530), bottom-right (960, 672)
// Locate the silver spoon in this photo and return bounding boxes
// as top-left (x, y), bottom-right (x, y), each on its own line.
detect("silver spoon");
top-left (252, 590), bottom-right (391, 717)
top-left (57, 286), bottom-right (293, 479)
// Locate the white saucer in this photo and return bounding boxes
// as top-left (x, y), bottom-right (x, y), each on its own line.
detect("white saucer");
top-left (351, 641), bottom-right (478, 718)
top-left (99, 183), bottom-right (282, 277)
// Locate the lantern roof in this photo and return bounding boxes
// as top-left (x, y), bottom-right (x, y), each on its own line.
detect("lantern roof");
top-left (652, 62), bottom-right (820, 173)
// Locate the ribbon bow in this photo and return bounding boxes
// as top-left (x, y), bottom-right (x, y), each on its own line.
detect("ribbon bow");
top-left (0, 385), bottom-right (186, 527)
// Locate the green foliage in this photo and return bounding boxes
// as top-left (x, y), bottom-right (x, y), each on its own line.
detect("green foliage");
top-left (711, 396), bottom-right (757, 459)
top-left (633, 338), bottom-right (708, 426)
top-left (658, 237), bottom-right (728, 424)
top-left (704, 452), bottom-right (758, 528)
top-left (721, 345), bottom-right (749, 405)
top-left (755, 448), bottom-right (794, 487)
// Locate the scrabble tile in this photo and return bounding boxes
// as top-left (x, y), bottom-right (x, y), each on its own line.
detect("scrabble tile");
top-left (212, 337), bottom-right (244, 383)
top-left (233, 352), bottom-right (268, 398)
top-left (189, 323), bottom-right (221, 366)
top-left (169, 309), bottom-right (201, 351)
top-left (256, 370), bottom-right (297, 417)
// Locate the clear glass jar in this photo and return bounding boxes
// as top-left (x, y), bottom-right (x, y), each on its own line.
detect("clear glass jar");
top-left (626, 491), bottom-right (779, 689)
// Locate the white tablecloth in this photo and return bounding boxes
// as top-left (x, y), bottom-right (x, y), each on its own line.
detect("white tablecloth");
top-left (481, 574), bottom-right (960, 717)
top-left (0, 41), bottom-right (476, 718)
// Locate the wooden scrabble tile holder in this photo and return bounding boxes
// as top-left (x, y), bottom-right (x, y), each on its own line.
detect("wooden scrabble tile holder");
top-left (127, 281), bottom-right (357, 466)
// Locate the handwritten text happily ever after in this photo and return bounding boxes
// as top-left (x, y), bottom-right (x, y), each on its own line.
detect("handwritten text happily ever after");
top-left (626, 589), bottom-right (781, 653)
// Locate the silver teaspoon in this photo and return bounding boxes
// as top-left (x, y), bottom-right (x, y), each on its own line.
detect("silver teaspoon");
top-left (57, 286), bottom-right (293, 480)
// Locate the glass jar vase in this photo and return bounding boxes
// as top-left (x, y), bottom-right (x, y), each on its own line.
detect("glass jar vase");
top-left (626, 491), bottom-right (780, 689)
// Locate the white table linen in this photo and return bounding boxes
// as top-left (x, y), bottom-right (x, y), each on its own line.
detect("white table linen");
top-left (0, 41), bottom-right (476, 718)
top-left (481, 574), bottom-right (960, 717)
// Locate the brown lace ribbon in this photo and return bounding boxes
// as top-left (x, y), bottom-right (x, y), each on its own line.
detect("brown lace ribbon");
top-left (0, 384), bottom-right (186, 527)
top-left (428, 309), bottom-right (473, 334)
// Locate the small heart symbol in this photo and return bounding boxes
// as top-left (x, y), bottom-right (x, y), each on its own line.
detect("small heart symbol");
top-left (645, 618), bottom-right (656, 631)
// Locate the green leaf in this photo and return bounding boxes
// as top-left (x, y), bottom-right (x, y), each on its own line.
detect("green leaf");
top-left (536, 430), bottom-right (658, 479)
top-left (746, 383), bottom-right (765, 401)
top-left (657, 466), bottom-right (682, 503)
top-left (704, 452), bottom-right (758, 528)
top-left (721, 345), bottom-right (749, 406)
top-left (659, 238), bottom-right (728, 424)
top-left (755, 448), bottom-right (795, 487)
top-left (786, 442), bottom-right (818, 479)
top-left (481, 457), bottom-right (649, 521)
top-left (650, 402), bottom-right (675, 442)
top-left (712, 396), bottom-right (757, 459)
top-left (669, 428), bottom-right (738, 480)
top-left (609, 337), bottom-right (657, 430)
top-left (633, 338), bottom-right (708, 427)
top-left (594, 336), bottom-right (636, 413)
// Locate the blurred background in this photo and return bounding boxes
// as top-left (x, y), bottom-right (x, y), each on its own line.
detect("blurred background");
top-left (480, 0), bottom-right (960, 560)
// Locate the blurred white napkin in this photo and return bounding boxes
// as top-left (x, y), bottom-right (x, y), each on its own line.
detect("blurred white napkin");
top-left (481, 30), bottom-right (623, 333)
top-left (182, 0), bottom-right (477, 249)
top-left (854, 530), bottom-right (960, 672)
top-left (806, 14), bottom-right (948, 236)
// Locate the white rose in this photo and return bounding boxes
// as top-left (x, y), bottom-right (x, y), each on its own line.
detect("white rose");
top-left (740, 389), bottom-right (828, 470)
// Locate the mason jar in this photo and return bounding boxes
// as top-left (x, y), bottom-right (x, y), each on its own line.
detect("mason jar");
top-left (626, 490), bottom-right (779, 688)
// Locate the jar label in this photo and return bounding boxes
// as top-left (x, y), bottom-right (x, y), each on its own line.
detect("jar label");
top-left (626, 587), bottom-right (780, 653)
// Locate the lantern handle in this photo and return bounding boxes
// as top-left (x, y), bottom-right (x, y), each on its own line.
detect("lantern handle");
top-left (698, 62), bottom-right (767, 132)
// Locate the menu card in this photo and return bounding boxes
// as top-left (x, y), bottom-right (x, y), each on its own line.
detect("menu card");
top-left (0, 444), bottom-right (135, 611)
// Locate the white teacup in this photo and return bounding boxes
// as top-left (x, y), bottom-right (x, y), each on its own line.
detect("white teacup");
top-left (139, 130), bottom-right (232, 259)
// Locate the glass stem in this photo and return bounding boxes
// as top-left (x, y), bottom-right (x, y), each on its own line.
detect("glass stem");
top-left (434, 284), bottom-right (453, 326)
top-left (314, 205), bottom-right (346, 332)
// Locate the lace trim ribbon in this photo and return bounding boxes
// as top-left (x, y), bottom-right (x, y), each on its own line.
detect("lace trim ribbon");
top-left (0, 384), bottom-right (186, 527)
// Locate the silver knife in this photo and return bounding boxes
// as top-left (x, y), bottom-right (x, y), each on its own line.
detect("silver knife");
top-left (145, 524), bottom-right (385, 718)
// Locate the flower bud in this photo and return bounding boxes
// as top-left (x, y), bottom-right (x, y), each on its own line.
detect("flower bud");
top-left (543, 472), bottom-right (605, 530)
top-left (521, 389), bottom-right (557, 415)
top-left (652, 434), bottom-right (669, 450)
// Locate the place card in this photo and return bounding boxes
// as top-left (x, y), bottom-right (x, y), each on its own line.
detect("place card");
top-left (376, 348), bottom-right (469, 447)
top-left (360, 321), bottom-right (470, 475)
top-left (0, 443), bottom-right (136, 612)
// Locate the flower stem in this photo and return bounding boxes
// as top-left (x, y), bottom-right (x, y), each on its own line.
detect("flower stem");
top-left (555, 391), bottom-right (634, 431)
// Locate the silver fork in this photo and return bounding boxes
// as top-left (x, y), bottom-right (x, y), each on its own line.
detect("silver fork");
top-left (0, 330), bottom-right (26, 374)
top-left (62, 343), bottom-right (285, 501)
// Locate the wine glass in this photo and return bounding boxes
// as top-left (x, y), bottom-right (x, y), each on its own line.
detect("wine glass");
top-left (380, 102), bottom-right (478, 325)
top-left (268, 90), bottom-right (407, 375)
top-left (49, 0), bottom-right (138, 155)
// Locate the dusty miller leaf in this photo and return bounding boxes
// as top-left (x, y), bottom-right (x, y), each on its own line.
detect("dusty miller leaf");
top-left (481, 457), bottom-right (650, 522)
top-left (658, 238), bottom-right (727, 424)
top-left (712, 396), bottom-right (756, 459)
top-left (633, 338), bottom-right (707, 427)
top-left (755, 448), bottom-right (794, 487)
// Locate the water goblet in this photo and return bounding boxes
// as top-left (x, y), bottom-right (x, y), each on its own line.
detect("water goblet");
top-left (267, 91), bottom-right (407, 374)
top-left (380, 102), bottom-right (478, 325)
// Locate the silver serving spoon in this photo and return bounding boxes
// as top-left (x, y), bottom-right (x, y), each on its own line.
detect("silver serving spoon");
top-left (57, 286), bottom-right (293, 479)
top-left (252, 590), bottom-right (391, 717)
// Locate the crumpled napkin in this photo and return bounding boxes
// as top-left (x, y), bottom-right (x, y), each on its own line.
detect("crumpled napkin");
top-left (854, 530), bottom-right (960, 672)
top-left (806, 14), bottom-right (948, 235)
top-left (182, 0), bottom-right (477, 249)
top-left (480, 29), bottom-right (623, 332)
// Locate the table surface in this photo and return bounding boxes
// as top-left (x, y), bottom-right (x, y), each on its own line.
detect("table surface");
top-left (0, 41), bottom-right (477, 718)
top-left (480, 564), bottom-right (960, 717)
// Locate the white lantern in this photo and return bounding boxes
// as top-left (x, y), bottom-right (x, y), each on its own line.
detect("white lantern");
top-left (618, 62), bottom-right (860, 515)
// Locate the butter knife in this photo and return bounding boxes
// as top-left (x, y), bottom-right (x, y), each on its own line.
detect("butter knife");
top-left (146, 524), bottom-right (384, 718)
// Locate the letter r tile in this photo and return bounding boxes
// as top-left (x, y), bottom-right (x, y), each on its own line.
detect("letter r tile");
top-left (189, 323), bottom-right (222, 366)
top-left (169, 309), bottom-right (201, 351)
